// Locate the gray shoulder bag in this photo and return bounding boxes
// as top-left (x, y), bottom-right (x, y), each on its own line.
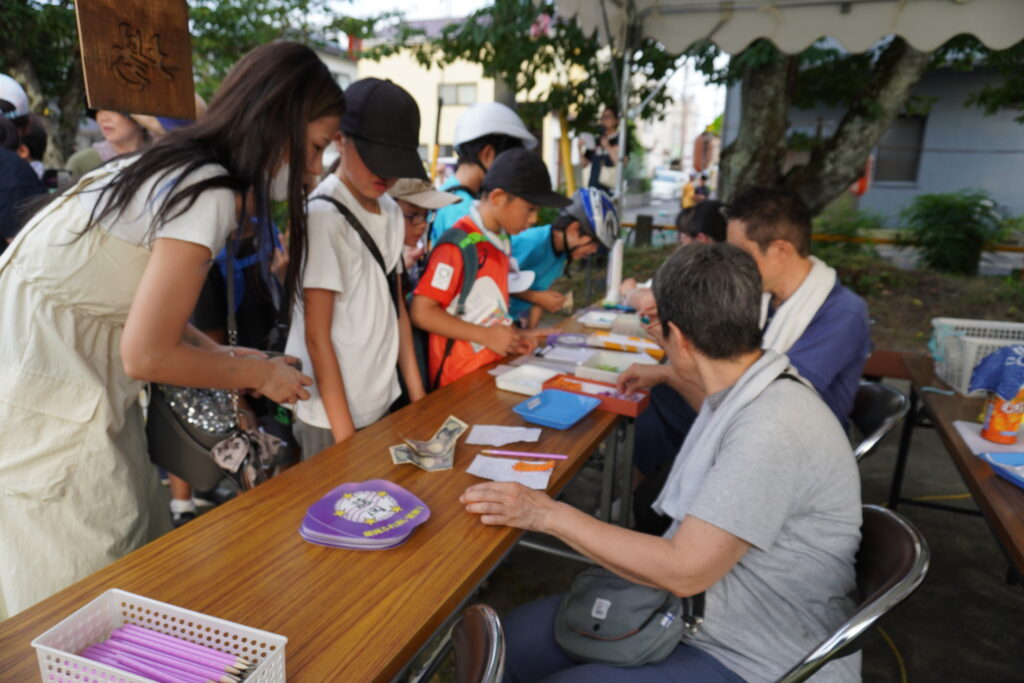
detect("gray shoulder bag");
top-left (554, 567), bottom-right (704, 667)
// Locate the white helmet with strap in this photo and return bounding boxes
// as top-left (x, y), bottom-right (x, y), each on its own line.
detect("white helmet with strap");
top-left (454, 102), bottom-right (538, 150)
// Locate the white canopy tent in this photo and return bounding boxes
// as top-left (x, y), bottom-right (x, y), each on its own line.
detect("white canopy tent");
top-left (554, 0), bottom-right (1024, 202)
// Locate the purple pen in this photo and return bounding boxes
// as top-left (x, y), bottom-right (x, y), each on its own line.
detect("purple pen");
top-left (100, 639), bottom-right (239, 681)
top-left (110, 630), bottom-right (239, 672)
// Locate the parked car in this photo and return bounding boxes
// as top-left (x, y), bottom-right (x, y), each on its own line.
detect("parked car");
top-left (650, 169), bottom-right (686, 200)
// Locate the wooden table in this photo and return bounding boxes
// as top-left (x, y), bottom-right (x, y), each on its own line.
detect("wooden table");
top-left (0, 366), bottom-right (618, 681)
top-left (889, 356), bottom-right (1024, 578)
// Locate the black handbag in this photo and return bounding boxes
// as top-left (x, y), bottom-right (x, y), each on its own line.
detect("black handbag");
top-left (146, 236), bottom-right (287, 491)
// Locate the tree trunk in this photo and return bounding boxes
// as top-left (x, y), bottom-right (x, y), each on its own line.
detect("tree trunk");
top-left (785, 38), bottom-right (931, 215)
top-left (718, 53), bottom-right (797, 203)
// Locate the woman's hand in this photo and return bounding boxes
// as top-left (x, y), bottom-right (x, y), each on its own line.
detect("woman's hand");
top-left (256, 355), bottom-right (312, 404)
top-left (460, 482), bottom-right (561, 532)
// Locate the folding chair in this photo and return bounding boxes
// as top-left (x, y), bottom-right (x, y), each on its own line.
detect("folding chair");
top-left (850, 381), bottom-right (910, 462)
top-left (414, 603), bottom-right (505, 683)
top-left (778, 504), bottom-right (930, 682)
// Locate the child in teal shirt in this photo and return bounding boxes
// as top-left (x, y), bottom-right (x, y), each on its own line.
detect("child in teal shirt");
top-left (510, 188), bottom-right (619, 327)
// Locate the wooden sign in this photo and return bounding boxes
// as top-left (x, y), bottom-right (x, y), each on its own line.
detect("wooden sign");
top-left (75, 0), bottom-right (195, 120)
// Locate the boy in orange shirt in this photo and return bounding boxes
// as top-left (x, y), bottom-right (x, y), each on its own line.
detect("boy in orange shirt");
top-left (411, 148), bottom-right (570, 388)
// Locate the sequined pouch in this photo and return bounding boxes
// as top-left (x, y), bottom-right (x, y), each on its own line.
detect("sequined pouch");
top-left (147, 384), bottom-right (287, 491)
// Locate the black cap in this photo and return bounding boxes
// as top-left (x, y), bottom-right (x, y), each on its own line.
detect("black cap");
top-left (341, 78), bottom-right (427, 181)
top-left (481, 148), bottom-right (570, 208)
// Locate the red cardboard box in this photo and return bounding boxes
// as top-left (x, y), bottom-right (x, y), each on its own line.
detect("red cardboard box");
top-left (542, 374), bottom-right (651, 418)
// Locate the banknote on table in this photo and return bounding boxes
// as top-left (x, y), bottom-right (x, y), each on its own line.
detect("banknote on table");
top-left (389, 443), bottom-right (454, 471)
top-left (391, 415), bottom-right (467, 471)
top-left (389, 444), bottom-right (414, 466)
top-left (401, 415), bottom-right (468, 457)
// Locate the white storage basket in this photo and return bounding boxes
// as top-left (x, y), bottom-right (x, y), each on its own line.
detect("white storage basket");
top-left (31, 589), bottom-right (287, 683)
top-left (931, 317), bottom-right (1024, 395)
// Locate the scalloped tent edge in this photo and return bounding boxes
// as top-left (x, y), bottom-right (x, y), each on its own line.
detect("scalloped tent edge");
top-left (556, 0), bottom-right (1024, 55)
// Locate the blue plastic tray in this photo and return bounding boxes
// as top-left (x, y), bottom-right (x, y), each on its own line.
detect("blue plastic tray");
top-left (978, 451), bottom-right (1024, 491)
top-left (513, 389), bottom-right (602, 430)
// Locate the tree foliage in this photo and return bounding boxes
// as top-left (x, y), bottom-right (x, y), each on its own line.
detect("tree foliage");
top-left (0, 0), bottom-right (82, 165)
top-left (899, 190), bottom-right (1008, 276)
top-left (189, 0), bottom-right (385, 100)
top-left (0, 0), bottom-right (387, 159)
top-left (364, 0), bottom-right (679, 136)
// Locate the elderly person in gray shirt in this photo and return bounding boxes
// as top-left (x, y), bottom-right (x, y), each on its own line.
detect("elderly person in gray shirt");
top-left (461, 242), bottom-right (862, 683)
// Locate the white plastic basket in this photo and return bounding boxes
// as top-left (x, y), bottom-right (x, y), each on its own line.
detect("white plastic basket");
top-left (31, 589), bottom-right (287, 683)
top-left (931, 317), bottom-right (1024, 395)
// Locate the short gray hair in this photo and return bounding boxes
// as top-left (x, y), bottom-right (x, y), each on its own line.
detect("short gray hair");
top-left (653, 243), bottom-right (763, 360)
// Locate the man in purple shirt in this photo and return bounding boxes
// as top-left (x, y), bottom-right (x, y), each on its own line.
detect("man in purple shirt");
top-left (623, 187), bottom-right (870, 532)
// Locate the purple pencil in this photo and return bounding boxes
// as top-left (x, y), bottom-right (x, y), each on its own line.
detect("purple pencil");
top-left (82, 646), bottom-right (204, 683)
top-left (109, 631), bottom-right (242, 677)
top-left (113, 651), bottom-right (210, 683)
top-left (121, 624), bottom-right (249, 668)
top-left (98, 640), bottom-right (240, 682)
top-left (115, 626), bottom-right (248, 670)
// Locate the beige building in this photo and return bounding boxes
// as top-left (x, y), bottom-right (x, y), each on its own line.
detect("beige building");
top-left (358, 18), bottom-right (569, 187)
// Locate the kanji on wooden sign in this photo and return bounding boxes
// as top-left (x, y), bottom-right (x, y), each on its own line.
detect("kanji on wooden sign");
top-left (75, 0), bottom-right (195, 120)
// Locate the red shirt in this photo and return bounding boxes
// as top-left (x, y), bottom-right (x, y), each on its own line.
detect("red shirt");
top-left (414, 215), bottom-right (512, 387)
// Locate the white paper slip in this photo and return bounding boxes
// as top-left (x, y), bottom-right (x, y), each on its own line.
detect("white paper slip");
top-left (467, 425), bottom-right (542, 447)
top-left (466, 454), bottom-right (554, 490)
top-left (488, 365), bottom-right (516, 377)
top-left (953, 420), bottom-right (1024, 455)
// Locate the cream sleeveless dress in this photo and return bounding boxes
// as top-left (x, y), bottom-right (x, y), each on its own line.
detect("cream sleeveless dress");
top-left (0, 162), bottom-right (235, 619)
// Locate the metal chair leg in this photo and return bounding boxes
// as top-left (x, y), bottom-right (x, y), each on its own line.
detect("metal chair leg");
top-left (888, 389), bottom-right (919, 510)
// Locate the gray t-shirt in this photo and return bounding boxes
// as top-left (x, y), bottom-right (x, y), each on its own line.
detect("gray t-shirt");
top-left (679, 378), bottom-right (862, 683)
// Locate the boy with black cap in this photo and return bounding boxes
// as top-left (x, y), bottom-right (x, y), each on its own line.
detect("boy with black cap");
top-left (285, 77), bottom-right (427, 457)
top-left (411, 147), bottom-right (570, 388)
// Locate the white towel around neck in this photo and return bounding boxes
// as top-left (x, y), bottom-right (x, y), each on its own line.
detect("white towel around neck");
top-left (759, 256), bottom-right (836, 353)
top-left (653, 350), bottom-right (811, 531)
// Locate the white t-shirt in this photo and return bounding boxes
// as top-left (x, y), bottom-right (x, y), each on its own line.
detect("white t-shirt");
top-left (286, 174), bottom-right (404, 430)
top-left (76, 157), bottom-right (236, 254)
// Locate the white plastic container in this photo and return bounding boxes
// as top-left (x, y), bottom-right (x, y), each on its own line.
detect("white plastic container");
top-left (496, 363), bottom-right (560, 396)
top-left (577, 310), bottom-right (619, 329)
top-left (32, 589), bottom-right (287, 683)
top-left (931, 317), bottom-right (1024, 395)
top-left (575, 349), bottom-right (658, 384)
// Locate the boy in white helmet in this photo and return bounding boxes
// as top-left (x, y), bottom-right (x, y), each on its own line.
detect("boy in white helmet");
top-left (427, 102), bottom-right (537, 246)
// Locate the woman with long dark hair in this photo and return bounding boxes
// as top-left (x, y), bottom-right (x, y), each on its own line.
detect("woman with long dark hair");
top-left (0, 42), bottom-right (345, 619)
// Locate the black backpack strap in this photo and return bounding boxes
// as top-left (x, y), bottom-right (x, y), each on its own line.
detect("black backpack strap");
top-left (313, 195), bottom-right (399, 314)
top-left (424, 227), bottom-right (485, 389)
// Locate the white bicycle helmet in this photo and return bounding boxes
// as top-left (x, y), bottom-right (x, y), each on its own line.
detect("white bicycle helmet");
top-left (0, 74), bottom-right (30, 120)
top-left (565, 188), bottom-right (619, 250)
top-left (454, 102), bottom-right (538, 150)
